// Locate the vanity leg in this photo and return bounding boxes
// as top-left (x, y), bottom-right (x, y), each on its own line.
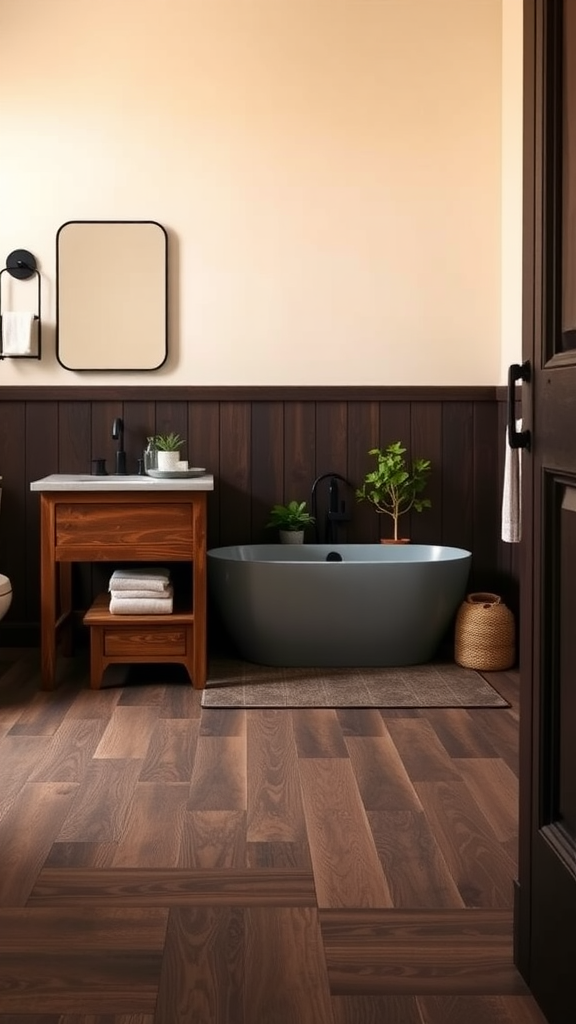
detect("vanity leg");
top-left (59, 563), bottom-right (74, 657)
top-left (89, 624), bottom-right (105, 690)
top-left (192, 496), bottom-right (207, 689)
top-left (39, 495), bottom-right (57, 691)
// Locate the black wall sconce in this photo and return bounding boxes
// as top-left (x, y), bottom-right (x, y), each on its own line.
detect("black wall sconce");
top-left (0, 249), bottom-right (42, 360)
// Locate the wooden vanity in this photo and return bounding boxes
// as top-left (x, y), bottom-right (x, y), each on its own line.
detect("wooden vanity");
top-left (30, 474), bottom-right (214, 691)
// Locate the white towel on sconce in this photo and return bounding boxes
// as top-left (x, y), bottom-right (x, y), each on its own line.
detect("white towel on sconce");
top-left (501, 420), bottom-right (522, 543)
top-left (1, 311), bottom-right (36, 355)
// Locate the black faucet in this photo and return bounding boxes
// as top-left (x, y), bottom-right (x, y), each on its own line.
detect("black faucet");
top-left (111, 417), bottom-right (127, 475)
top-left (311, 472), bottom-right (353, 543)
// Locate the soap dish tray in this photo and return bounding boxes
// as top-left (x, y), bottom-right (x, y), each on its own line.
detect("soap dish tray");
top-left (145, 468), bottom-right (207, 479)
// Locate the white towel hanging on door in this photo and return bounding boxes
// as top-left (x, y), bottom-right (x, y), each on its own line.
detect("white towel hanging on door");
top-left (501, 420), bottom-right (522, 543)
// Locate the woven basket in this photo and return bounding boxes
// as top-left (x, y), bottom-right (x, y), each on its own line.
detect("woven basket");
top-left (454, 592), bottom-right (516, 671)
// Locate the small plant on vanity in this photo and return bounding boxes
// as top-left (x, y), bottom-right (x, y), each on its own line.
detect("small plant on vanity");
top-left (356, 441), bottom-right (431, 542)
top-left (147, 433), bottom-right (186, 472)
top-left (150, 432), bottom-right (185, 452)
top-left (266, 500), bottom-right (315, 543)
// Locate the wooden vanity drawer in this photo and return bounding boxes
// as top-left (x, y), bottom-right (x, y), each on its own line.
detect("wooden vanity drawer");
top-left (54, 502), bottom-right (194, 559)
top-left (104, 626), bottom-right (188, 657)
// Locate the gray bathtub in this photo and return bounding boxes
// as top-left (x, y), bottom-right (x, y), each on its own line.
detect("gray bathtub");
top-left (207, 544), bottom-right (471, 667)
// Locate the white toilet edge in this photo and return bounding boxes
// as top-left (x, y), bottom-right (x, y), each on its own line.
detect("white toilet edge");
top-left (0, 574), bottom-right (12, 596)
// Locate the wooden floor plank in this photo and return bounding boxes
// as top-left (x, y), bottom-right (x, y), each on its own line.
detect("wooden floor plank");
top-left (93, 706), bottom-right (160, 760)
top-left (0, 950), bottom-right (162, 1013)
top-left (454, 758), bottom-right (518, 843)
top-left (138, 717), bottom-right (198, 782)
top-left (188, 733), bottom-right (247, 811)
top-left (321, 909), bottom-right (527, 996)
top-left (154, 906), bottom-right (245, 1023)
top-left (59, 1016), bottom-right (154, 1024)
top-left (344, 733), bottom-right (423, 811)
top-left (385, 719), bottom-right (462, 783)
top-left (56, 760), bottom-right (143, 843)
top-left (0, 907), bottom-right (169, 950)
top-left (367, 810), bottom-right (465, 909)
top-left (0, 782), bottom-right (79, 907)
top-left (246, 839), bottom-right (313, 870)
top-left (28, 718), bottom-right (107, 783)
top-left (298, 758), bottom-right (393, 908)
top-left (414, 781), bottom-right (517, 908)
top-left (246, 709), bottom-right (307, 842)
top-left (27, 868), bottom-right (317, 907)
top-left (178, 810), bottom-right (247, 869)
top-left (417, 994), bottom-right (549, 1024)
top-left (331, 994), bottom-right (424, 1024)
top-left (424, 709), bottom-right (500, 759)
top-left (336, 708), bottom-right (387, 737)
top-left (110, 783), bottom-right (190, 867)
top-left (243, 907), bottom-right (335, 1024)
top-left (292, 708), bottom-right (349, 757)
top-left (0, 734), bottom-right (53, 820)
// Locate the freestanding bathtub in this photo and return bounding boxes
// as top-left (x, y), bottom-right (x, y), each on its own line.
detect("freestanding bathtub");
top-left (207, 544), bottom-right (471, 667)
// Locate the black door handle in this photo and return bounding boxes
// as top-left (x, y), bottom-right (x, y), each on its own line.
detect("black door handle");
top-left (507, 362), bottom-right (531, 449)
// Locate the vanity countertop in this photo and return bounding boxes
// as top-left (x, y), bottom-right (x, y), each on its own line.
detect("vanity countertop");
top-left (30, 473), bottom-right (215, 492)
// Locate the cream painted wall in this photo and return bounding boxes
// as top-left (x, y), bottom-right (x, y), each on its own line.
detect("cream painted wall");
top-left (0, 0), bottom-right (519, 386)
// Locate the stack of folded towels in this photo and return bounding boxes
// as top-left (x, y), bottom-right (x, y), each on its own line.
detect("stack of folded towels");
top-left (108, 567), bottom-right (173, 615)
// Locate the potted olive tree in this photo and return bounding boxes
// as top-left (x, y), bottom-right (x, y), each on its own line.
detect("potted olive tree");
top-left (266, 500), bottom-right (315, 544)
top-left (356, 441), bottom-right (431, 542)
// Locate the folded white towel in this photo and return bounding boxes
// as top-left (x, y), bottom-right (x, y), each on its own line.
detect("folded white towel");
top-left (109, 586), bottom-right (173, 615)
top-left (109, 588), bottom-right (171, 600)
top-left (501, 420), bottom-right (522, 543)
top-left (109, 568), bottom-right (171, 592)
top-left (1, 312), bottom-right (36, 355)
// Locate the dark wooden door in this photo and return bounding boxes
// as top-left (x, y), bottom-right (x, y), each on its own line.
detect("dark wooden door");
top-left (519, 2), bottom-right (576, 1021)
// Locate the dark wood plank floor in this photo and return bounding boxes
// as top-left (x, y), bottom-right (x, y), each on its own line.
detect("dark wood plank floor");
top-left (0, 649), bottom-right (548, 1024)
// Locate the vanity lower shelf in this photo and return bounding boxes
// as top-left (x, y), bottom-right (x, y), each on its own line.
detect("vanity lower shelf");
top-left (83, 593), bottom-right (195, 689)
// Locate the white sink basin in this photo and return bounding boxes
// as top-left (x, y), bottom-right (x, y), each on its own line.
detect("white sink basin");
top-left (30, 473), bottom-right (214, 492)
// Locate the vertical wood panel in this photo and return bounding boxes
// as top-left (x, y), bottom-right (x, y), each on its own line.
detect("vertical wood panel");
top-left (442, 403), bottom-right (474, 551)
top-left (347, 401), bottom-right (380, 542)
top-left (472, 402), bottom-right (501, 589)
top-left (188, 401), bottom-right (221, 547)
top-left (0, 403), bottom-right (26, 622)
top-left (410, 402), bottom-right (443, 544)
top-left (154, 401), bottom-right (188, 475)
top-left (284, 402), bottom-right (316, 508)
top-left (314, 401), bottom-right (350, 543)
top-left (58, 401), bottom-right (94, 609)
top-left (126, 400), bottom-right (157, 474)
top-left (26, 403), bottom-right (58, 622)
top-left (219, 403), bottom-right (251, 547)
top-left (380, 402), bottom-right (412, 541)
top-left (92, 400), bottom-right (122, 477)
top-left (59, 402), bottom-right (91, 474)
top-left (251, 402), bottom-right (284, 542)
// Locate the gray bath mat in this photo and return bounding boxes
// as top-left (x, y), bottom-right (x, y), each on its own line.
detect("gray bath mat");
top-left (201, 659), bottom-right (510, 709)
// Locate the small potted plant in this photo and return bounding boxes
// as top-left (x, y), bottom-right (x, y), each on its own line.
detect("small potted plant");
top-left (149, 432), bottom-right (186, 472)
top-left (356, 441), bottom-right (431, 542)
top-left (266, 500), bottom-right (315, 544)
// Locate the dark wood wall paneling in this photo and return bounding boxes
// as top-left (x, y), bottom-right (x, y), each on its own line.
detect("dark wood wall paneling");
top-left (0, 387), bottom-right (519, 644)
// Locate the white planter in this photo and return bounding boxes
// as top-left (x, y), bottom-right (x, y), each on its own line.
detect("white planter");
top-left (156, 451), bottom-right (181, 471)
top-left (279, 530), bottom-right (304, 544)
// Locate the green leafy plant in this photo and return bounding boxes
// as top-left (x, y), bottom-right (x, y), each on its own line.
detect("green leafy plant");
top-left (266, 500), bottom-right (316, 532)
top-left (149, 432), bottom-right (185, 452)
top-left (356, 441), bottom-right (431, 540)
